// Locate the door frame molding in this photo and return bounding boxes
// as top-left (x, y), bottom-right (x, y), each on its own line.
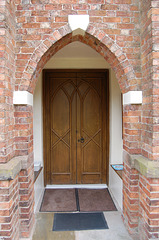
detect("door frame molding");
top-left (43, 69), bottom-right (109, 186)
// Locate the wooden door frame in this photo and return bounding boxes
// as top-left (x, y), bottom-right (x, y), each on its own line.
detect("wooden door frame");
top-left (43, 69), bottom-right (109, 186)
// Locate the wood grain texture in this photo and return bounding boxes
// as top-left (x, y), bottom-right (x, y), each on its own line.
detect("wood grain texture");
top-left (43, 70), bottom-right (109, 185)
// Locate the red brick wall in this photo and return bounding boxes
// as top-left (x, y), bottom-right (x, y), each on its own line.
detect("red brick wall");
top-left (0, 0), bottom-right (16, 163)
top-left (151, 0), bottom-right (159, 160)
top-left (0, 165), bottom-right (35, 240)
top-left (139, 176), bottom-right (159, 239)
top-left (123, 105), bottom-right (142, 155)
top-left (14, 105), bottom-right (34, 237)
top-left (123, 154), bottom-right (159, 239)
top-left (122, 1), bottom-right (159, 238)
top-left (13, 0), bottom-right (144, 160)
top-left (140, 0), bottom-right (159, 160)
top-left (140, 0), bottom-right (153, 160)
top-left (0, 0), bottom-right (158, 239)
top-left (18, 159), bottom-right (34, 238)
top-left (14, 0), bottom-right (141, 95)
top-left (14, 105), bottom-right (33, 157)
top-left (0, 176), bottom-right (19, 240)
top-left (123, 152), bottom-right (139, 237)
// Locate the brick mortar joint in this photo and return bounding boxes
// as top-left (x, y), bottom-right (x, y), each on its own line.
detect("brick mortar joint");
top-left (22, 23), bottom-right (72, 82)
top-left (124, 150), bottom-right (159, 179)
top-left (0, 155), bottom-right (32, 181)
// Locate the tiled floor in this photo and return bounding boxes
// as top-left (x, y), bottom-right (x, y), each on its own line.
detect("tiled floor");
top-left (32, 211), bottom-right (132, 240)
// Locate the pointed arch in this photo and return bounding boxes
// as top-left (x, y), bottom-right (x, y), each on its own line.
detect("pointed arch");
top-left (17, 24), bottom-right (137, 94)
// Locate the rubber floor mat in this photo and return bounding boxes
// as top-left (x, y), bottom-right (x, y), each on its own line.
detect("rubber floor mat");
top-left (53, 212), bottom-right (108, 231)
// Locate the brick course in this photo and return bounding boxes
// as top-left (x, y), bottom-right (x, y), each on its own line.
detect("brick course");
top-left (15, 0), bottom-right (141, 95)
top-left (19, 159), bottom-right (34, 238)
top-left (0, 0), bottom-right (16, 163)
top-left (0, 176), bottom-right (19, 240)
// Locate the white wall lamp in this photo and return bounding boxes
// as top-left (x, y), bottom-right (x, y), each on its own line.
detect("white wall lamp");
top-left (13, 91), bottom-right (33, 106)
top-left (123, 91), bottom-right (142, 105)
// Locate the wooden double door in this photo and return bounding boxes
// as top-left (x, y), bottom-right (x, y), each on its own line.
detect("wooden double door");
top-left (43, 70), bottom-right (109, 185)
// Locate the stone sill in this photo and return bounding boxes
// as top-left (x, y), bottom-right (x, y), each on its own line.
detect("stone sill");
top-left (1, 154), bottom-right (159, 181)
top-left (0, 155), bottom-right (31, 181)
top-left (0, 157), bottom-right (22, 180)
top-left (124, 151), bottom-right (159, 179)
top-left (34, 167), bottom-right (43, 183)
top-left (111, 165), bottom-right (123, 179)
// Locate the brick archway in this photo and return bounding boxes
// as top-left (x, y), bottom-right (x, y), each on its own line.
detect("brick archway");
top-left (16, 24), bottom-right (137, 95)
top-left (1, 0), bottom-right (159, 238)
top-left (13, 24), bottom-right (144, 239)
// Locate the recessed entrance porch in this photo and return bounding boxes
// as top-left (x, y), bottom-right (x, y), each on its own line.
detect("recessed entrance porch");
top-left (32, 40), bottom-right (125, 239)
top-left (33, 41), bottom-right (123, 213)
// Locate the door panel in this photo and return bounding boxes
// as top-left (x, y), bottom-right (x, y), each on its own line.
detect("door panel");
top-left (49, 75), bottom-right (77, 184)
top-left (43, 70), bottom-right (108, 185)
top-left (76, 74), bottom-right (103, 183)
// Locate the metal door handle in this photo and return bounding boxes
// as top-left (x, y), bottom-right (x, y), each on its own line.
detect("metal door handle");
top-left (78, 137), bottom-right (85, 143)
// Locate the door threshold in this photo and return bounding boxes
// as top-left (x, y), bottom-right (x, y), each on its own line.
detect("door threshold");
top-left (45, 184), bottom-right (107, 189)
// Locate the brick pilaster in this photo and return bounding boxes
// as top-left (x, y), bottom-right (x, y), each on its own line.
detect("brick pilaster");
top-left (0, 177), bottom-right (19, 240)
top-left (139, 176), bottom-right (159, 240)
top-left (14, 105), bottom-right (33, 157)
top-left (14, 105), bottom-right (35, 238)
top-left (123, 104), bottom-right (142, 154)
top-left (19, 156), bottom-right (35, 238)
top-left (123, 151), bottom-right (139, 238)
top-left (140, 0), bottom-right (159, 160)
top-left (0, 0), bottom-right (16, 163)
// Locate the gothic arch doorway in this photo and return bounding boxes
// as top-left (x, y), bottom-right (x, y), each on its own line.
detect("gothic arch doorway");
top-left (33, 40), bottom-right (123, 210)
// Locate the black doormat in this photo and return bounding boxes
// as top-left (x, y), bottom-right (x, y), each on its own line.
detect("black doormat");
top-left (53, 212), bottom-right (108, 231)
